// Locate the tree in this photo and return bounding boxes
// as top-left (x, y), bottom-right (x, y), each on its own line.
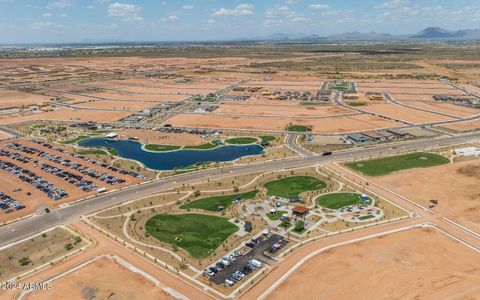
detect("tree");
top-left (294, 220), bottom-right (305, 233)
top-left (64, 243), bottom-right (73, 251)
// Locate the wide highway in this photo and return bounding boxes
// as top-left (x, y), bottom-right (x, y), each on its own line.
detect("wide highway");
top-left (0, 132), bottom-right (478, 247)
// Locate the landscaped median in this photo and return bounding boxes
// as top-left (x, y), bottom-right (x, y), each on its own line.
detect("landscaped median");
top-left (180, 190), bottom-right (259, 211)
top-left (345, 152), bottom-right (450, 176)
top-left (144, 214), bottom-right (238, 258)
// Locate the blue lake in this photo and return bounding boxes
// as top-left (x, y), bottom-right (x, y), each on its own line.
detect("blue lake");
top-left (78, 138), bottom-right (264, 170)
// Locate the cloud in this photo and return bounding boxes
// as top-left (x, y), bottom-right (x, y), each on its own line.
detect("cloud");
top-left (213, 4), bottom-right (254, 16)
top-left (182, 4), bottom-right (193, 10)
top-left (284, 0), bottom-right (298, 4)
top-left (42, 13), bottom-right (52, 18)
top-left (107, 2), bottom-right (143, 22)
top-left (32, 21), bottom-right (66, 29)
top-left (309, 4), bottom-right (329, 10)
top-left (47, 0), bottom-right (72, 9)
top-left (374, 0), bottom-right (405, 9)
top-left (160, 15), bottom-right (179, 22)
top-left (264, 5), bottom-right (309, 27)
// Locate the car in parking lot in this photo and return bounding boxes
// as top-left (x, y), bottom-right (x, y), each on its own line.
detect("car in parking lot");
top-left (203, 268), bottom-right (215, 277)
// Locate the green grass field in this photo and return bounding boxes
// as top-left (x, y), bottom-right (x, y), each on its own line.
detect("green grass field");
top-left (224, 137), bottom-right (258, 145)
top-left (76, 149), bottom-right (109, 155)
top-left (316, 192), bottom-right (368, 210)
top-left (287, 125), bottom-right (309, 132)
top-left (348, 102), bottom-right (367, 106)
top-left (259, 136), bottom-right (277, 142)
top-left (145, 214), bottom-right (238, 258)
top-left (266, 210), bottom-right (288, 221)
top-left (144, 144), bottom-right (182, 152)
top-left (61, 136), bottom-right (89, 144)
top-left (183, 143), bottom-right (218, 150)
top-left (265, 176), bottom-right (326, 198)
top-left (180, 190), bottom-right (259, 211)
top-left (346, 152), bottom-right (450, 176)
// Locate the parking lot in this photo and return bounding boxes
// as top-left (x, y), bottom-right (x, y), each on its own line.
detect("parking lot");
top-left (209, 233), bottom-right (284, 285)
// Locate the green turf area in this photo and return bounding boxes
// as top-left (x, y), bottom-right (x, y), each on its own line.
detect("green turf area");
top-left (181, 190), bottom-right (259, 211)
top-left (358, 214), bottom-right (375, 220)
top-left (260, 136), bottom-right (277, 142)
top-left (61, 136), bottom-right (89, 144)
top-left (224, 137), bottom-right (258, 145)
top-left (346, 152), bottom-right (450, 176)
top-left (266, 210), bottom-right (288, 221)
top-left (144, 144), bottom-right (182, 152)
top-left (93, 130), bottom-right (113, 134)
top-left (76, 149), bottom-right (109, 155)
top-left (183, 143), bottom-right (218, 150)
top-left (287, 125), bottom-right (309, 132)
top-left (316, 192), bottom-right (368, 210)
top-left (264, 176), bottom-right (326, 198)
top-left (331, 86), bottom-right (349, 91)
top-left (145, 214), bottom-right (238, 258)
top-left (108, 149), bottom-right (118, 156)
top-left (348, 102), bottom-right (367, 106)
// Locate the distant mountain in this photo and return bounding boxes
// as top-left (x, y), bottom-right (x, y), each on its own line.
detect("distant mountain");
top-left (240, 27), bottom-right (480, 42)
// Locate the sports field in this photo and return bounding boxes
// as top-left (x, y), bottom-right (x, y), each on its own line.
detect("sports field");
top-left (346, 152), bottom-right (450, 176)
top-left (316, 192), bottom-right (368, 210)
top-left (264, 176), bottom-right (326, 198)
top-left (180, 190), bottom-right (259, 211)
top-left (224, 137), bottom-right (258, 145)
top-left (145, 214), bottom-right (238, 258)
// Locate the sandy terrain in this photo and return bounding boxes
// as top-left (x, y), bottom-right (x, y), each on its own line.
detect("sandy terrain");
top-left (214, 104), bottom-right (355, 117)
top-left (267, 227), bottom-right (480, 300)
top-left (120, 129), bottom-right (207, 146)
top-left (390, 93), bottom-right (447, 101)
top-left (74, 100), bottom-right (157, 111)
top-left (0, 108), bottom-right (131, 124)
top-left (440, 119), bottom-right (480, 132)
top-left (374, 159), bottom-right (480, 232)
top-left (226, 98), bottom-right (305, 106)
top-left (0, 131), bottom-right (12, 140)
top-left (354, 103), bottom-right (453, 124)
top-left (86, 91), bottom-right (189, 102)
top-left (24, 256), bottom-right (175, 300)
top-left (0, 88), bottom-right (51, 109)
top-left (402, 101), bottom-right (480, 118)
top-left (165, 113), bottom-right (399, 133)
top-left (357, 86), bottom-right (460, 94)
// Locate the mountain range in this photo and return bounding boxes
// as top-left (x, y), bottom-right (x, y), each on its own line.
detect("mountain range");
top-left (248, 27), bottom-right (480, 42)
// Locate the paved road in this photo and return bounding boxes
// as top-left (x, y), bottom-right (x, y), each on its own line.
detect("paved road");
top-left (285, 133), bottom-right (313, 157)
top-left (0, 132), bottom-right (478, 247)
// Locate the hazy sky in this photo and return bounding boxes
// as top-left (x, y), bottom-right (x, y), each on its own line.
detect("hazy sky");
top-left (0, 0), bottom-right (479, 43)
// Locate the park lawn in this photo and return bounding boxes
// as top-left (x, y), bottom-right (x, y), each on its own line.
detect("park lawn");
top-left (145, 214), bottom-right (238, 258)
top-left (316, 192), bottom-right (367, 210)
top-left (266, 210), bottom-right (288, 221)
top-left (76, 148), bottom-right (109, 155)
top-left (181, 190), bottom-right (259, 211)
top-left (61, 135), bottom-right (89, 144)
top-left (260, 136), bottom-right (277, 142)
top-left (348, 102), bottom-right (367, 106)
top-left (265, 176), bottom-right (326, 198)
top-left (358, 214), bottom-right (375, 220)
top-left (225, 137), bottom-right (258, 145)
top-left (346, 152), bottom-right (450, 176)
top-left (145, 144), bottom-right (181, 152)
top-left (287, 125), bottom-right (309, 132)
top-left (184, 143), bottom-right (218, 150)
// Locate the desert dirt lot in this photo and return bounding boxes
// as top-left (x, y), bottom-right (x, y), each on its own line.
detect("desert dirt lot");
top-left (372, 159), bottom-right (480, 232)
top-left (267, 227), bottom-right (480, 300)
top-left (24, 256), bottom-right (175, 300)
top-left (164, 113), bottom-right (399, 133)
top-left (73, 100), bottom-right (158, 111)
top-left (401, 101), bottom-right (480, 118)
top-left (0, 88), bottom-right (51, 109)
top-left (440, 119), bottom-right (480, 132)
top-left (214, 103), bottom-right (355, 117)
top-left (0, 131), bottom-right (12, 140)
top-left (360, 103), bottom-right (454, 124)
top-left (0, 108), bottom-right (131, 124)
top-left (119, 129), bottom-right (207, 146)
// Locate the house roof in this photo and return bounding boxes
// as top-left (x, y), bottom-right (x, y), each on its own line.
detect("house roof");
top-left (292, 206), bottom-right (309, 214)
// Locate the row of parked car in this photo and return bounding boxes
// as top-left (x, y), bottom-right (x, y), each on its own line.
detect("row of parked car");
top-left (269, 239), bottom-right (288, 254)
top-left (224, 259), bottom-right (263, 288)
top-left (31, 139), bottom-right (150, 182)
top-left (0, 159), bottom-right (68, 200)
top-left (204, 251), bottom-right (242, 277)
top-left (39, 163), bottom-right (98, 193)
top-left (7, 142), bottom-right (127, 187)
top-left (0, 192), bottom-right (25, 213)
top-left (0, 148), bottom-right (32, 164)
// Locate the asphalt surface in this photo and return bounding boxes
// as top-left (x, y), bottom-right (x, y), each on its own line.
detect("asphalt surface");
top-left (0, 132), bottom-right (478, 247)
